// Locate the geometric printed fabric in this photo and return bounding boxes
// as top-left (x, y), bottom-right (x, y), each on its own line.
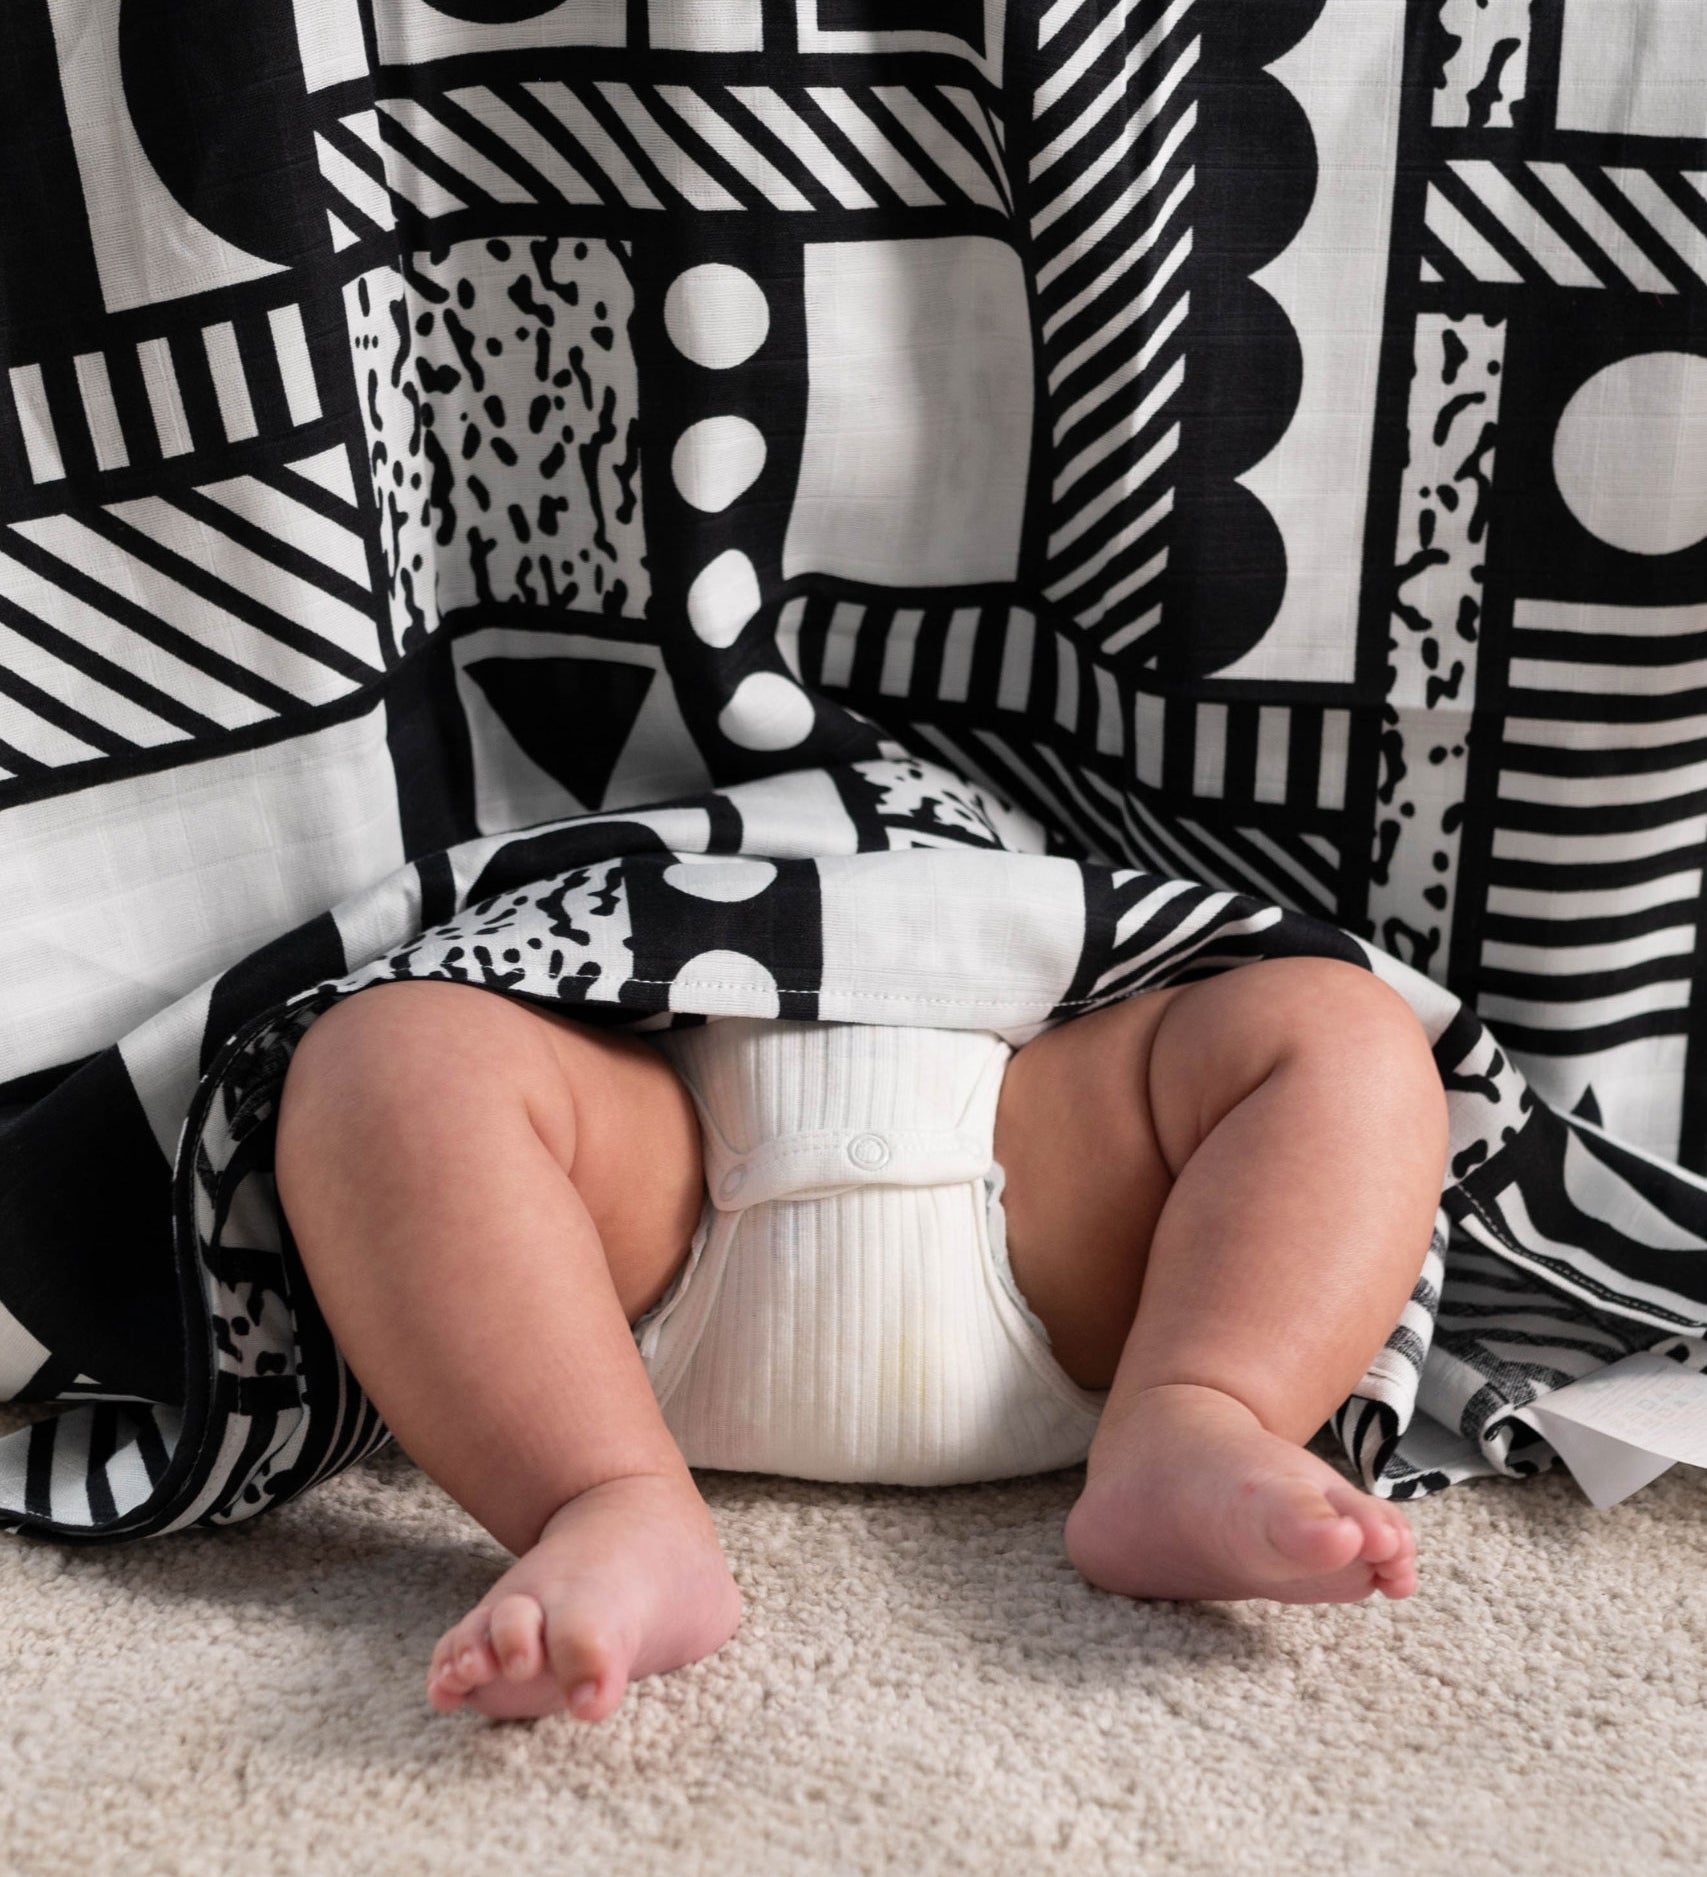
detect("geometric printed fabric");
top-left (0, 0), bottom-right (1704, 1540)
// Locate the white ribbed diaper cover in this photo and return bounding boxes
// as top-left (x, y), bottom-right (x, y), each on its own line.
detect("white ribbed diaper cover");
top-left (634, 1016), bottom-right (1107, 1486)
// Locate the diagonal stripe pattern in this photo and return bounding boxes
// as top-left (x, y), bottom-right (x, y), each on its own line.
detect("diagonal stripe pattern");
top-left (320, 81), bottom-right (1014, 226)
top-left (1424, 160), bottom-right (1707, 293)
top-left (1028, 0), bottom-right (1198, 649)
top-left (0, 460), bottom-right (379, 796)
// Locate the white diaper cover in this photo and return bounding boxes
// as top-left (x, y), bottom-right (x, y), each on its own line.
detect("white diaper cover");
top-left (632, 1015), bottom-right (1108, 1486)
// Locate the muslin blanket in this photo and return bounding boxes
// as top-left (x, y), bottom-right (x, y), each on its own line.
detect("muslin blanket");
top-left (2, 0), bottom-right (1705, 1541)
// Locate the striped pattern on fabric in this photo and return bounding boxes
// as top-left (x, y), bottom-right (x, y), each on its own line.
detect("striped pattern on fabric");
top-left (1029, 0), bottom-right (1197, 652)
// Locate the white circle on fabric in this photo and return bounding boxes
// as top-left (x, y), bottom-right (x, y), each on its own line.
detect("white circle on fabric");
top-left (669, 948), bottom-right (779, 1016)
top-left (663, 264), bottom-right (771, 370)
top-left (717, 672), bottom-right (815, 750)
top-left (720, 1166), bottom-right (748, 1201)
top-left (662, 857), bottom-right (777, 902)
top-left (1553, 351), bottom-right (1707, 557)
top-left (672, 416), bottom-right (766, 512)
top-left (686, 549), bottom-right (762, 647)
top-left (847, 1132), bottom-right (891, 1170)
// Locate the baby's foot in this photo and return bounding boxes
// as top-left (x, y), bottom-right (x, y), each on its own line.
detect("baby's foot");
top-left (426, 1472), bottom-right (742, 1722)
top-left (1064, 1382), bottom-right (1418, 1604)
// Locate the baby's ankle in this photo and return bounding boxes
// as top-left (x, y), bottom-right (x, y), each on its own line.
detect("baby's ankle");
top-left (536, 1467), bottom-right (706, 1547)
top-left (1124, 1379), bottom-right (1260, 1417)
top-left (1087, 1378), bottom-right (1260, 1473)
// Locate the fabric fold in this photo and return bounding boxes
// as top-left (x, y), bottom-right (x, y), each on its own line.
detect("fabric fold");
top-left (2, 0), bottom-right (1705, 1541)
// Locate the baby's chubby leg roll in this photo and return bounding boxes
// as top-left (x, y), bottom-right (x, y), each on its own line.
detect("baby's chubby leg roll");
top-left (997, 956), bottom-right (1448, 1605)
top-left (272, 979), bottom-right (740, 1721)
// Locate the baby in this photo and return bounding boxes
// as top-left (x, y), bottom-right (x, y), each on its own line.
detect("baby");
top-left (273, 954), bottom-right (1448, 1723)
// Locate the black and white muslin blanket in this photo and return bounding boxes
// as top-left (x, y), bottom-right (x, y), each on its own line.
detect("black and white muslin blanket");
top-left (2, 0), bottom-right (1706, 1542)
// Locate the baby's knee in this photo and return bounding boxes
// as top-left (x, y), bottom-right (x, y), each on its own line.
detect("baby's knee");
top-left (1254, 959), bottom-right (1447, 1151)
top-left (1148, 957), bottom-right (1445, 1164)
top-left (1242, 957), bottom-right (1438, 1071)
top-left (287, 980), bottom-right (439, 1093)
top-left (279, 980), bottom-right (549, 1144)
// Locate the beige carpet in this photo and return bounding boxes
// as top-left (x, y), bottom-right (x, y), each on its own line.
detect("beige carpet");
top-left (1, 1406), bottom-right (1703, 1877)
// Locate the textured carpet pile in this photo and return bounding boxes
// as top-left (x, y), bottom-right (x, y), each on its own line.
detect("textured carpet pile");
top-left (1, 1407), bottom-right (1702, 1876)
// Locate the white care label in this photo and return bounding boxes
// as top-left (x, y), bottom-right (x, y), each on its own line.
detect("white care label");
top-left (1516, 1352), bottom-right (1707, 1509)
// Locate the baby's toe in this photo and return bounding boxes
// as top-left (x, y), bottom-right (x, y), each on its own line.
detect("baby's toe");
top-left (1376, 1563), bottom-right (1419, 1600)
top-left (433, 1616), bottom-right (502, 1693)
top-left (427, 1636), bottom-right (466, 1697)
top-left (540, 1607), bottom-right (630, 1722)
top-left (1355, 1502), bottom-right (1418, 1598)
top-left (1370, 1506), bottom-right (1417, 1583)
top-left (487, 1593), bottom-right (547, 1681)
top-left (427, 1637), bottom-right (479, 1711)
top-left (1381, 1509), bottom-right (1416, 1565)
top-left (1260, 1478), bottom-right (1364, 1575)
top-left (1322, 1481), bottom-right (1405, 1565)
top-left (1374, 1526), bottom-right (1420, 1598)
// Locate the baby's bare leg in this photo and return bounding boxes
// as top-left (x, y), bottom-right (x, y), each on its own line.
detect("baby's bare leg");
top-left (273, 979), bottom-right (738, 1720)
top-left (993, 956), bottom-right (1448, 1603)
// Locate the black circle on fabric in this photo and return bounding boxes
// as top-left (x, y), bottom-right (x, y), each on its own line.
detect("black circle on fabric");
top-left (1201, 0), bottom-right (1327, 68)
top-left (119, 0), bottom-right (319, 265)
top-left (1160, 482), bottom-right (1291, 677)
top-left (420, 0), bottom-right (565, 21)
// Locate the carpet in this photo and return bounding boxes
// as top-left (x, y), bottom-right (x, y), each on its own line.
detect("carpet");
top-left (2, 1407), bottom-right (1702, 1877)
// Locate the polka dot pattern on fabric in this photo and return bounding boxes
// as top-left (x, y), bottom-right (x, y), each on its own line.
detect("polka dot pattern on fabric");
top-left (663, 264), bottom-right (771, 370)
top-left (672, 416), bottom-right (767, 513)
top-left (670, 948), bottom-right (780, 1016)
top-left (686, 549), bottom-right (762, 647)
top-left (717, 672), bottom-right (816, 750)
top-left (662, 858), bottom-right (778, 902)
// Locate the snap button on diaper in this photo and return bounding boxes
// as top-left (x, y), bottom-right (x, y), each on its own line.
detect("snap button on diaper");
top-left (719, 1165), bottom-right (748, 1201)
top-left (846, 1132), bottom-right (891, 1171)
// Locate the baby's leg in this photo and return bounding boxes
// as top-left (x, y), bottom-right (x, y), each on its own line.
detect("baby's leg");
top-left (274, 980), bottom-right (739, 1720)
top-left (992, 956), bottom-right (1448, 1603)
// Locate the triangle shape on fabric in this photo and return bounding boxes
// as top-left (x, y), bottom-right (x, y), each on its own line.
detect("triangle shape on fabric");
top-left (284, 445), bottom-right (360, 506)
top-left (1572, 1084), bottom-right (1604, 1127)
top-left (599, 656), bottom-right (715, 808)
top-left (464, 654), bottom-right (655, 812)
top-left (327, 210), bottom-right (359, 251)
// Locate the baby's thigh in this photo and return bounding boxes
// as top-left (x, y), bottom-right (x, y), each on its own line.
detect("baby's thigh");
top-left (282, 981), bottom-right (705, 1319)
top-left (991, 987), bottom-right (1187, 1388)
top-left (993, 959), bottom-right (1440, 1385)
top-left (515, 1001), bottom-right (709, 1305)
